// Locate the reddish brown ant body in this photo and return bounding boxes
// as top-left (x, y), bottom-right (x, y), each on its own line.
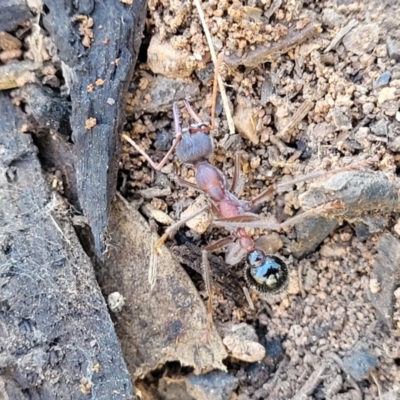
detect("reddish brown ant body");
top-left (122, 57), bottom-right (371, 337)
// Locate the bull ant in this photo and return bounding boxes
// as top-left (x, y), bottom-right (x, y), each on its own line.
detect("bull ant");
top-left (122, 55), bottom-right (367, 337)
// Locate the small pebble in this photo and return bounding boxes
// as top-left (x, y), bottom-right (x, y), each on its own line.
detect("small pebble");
top-left (223, 323), bottom-right (265, 363)
top-left (255, 233), bottom-right (283, 254)
top-left (375, 71), bottom-right (391, 88)
top-left (319, 244), bottom-right (347, 258)
top-left (339, 231), bottom-right (352, 242)
top-left (388, 137), bottom-right (400, 153)
top-left (0, 49), bottom-right (22, 63)
top-left (148, 33), bottom-right (197, 78)
top-left (369, 278), bottom-right (381, 294)
top-left (387, 38), bottom-right (400, 61)
top-left (181, 194), bottom-right (212, 234)
top-left (233, 96), bottom-right (259, 145)
top-left (362, 102), bottom-right (374, 115)
top-left (250, 156), bottom-right (261, 169)
top-left (107, 292), bottom-right (125, 312)
top-left (141, 203), bottom-right (174, 225)
top-left (322, 8), bottom-right (345, 28)
top-left (343, 347), bottom-right (378, 381)
top-left (377, 87), bottom-right (397, 105)
top-left (0, 32), bottom-right (22, 50)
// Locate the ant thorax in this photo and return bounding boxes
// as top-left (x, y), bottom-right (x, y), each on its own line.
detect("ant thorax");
top-left (175, 124), bottom-right (214, 164)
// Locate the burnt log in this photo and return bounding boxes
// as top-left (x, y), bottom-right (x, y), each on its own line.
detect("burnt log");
top-left (42, 0), bottom-right (148, 259)
top-left (0, 0), bottom-right (32, 32)
top-left (0, 92), bottom-right (135, 399)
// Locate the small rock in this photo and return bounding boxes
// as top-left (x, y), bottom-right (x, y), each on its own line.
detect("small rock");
top-left (195, 62), bottom-right (214, 85)
top-left (319, 244), bottom-right (347, 258)
top-left (255, 233), bottom-right (283, 254)
top-left (375, 44), bottom-right (387, 58)
top-left (388, 136), bottom-right (400, 153)
top-left (369, 278), bottom-right (380, 294)
top-left (158, 371), bottom-right (238, 400)
top-left (0, 48), bottom-right (22, 63)
top-left (264, 338), bottom-right (285, 366)
top-left (222, 323), bottom-right (265, 362)
top-left (362, 102), bottom-right (374, 115)
top-left (303, 268), bottom-right (318, 291)
top-left (283, 269), bottom-right (298, 296)
top-left (342, 23), bottom-right (379, 55)
top-left (291, 215), bottom-right (339, 259)
top-left (342, 347), bottom-right (378, 381)
top-left (387, 39), bottom-right (400, 61)
top-left (370, 119), bottom-right (389, 136)
top-left (322, 8), bottom-right (345, 28)
top-left (339, 231), bottom-right (352, 242)
top-left (250, 155), bottom-right (261, 169)
top-left (130, 75), bottom-right (200, 114)
top-left (260, 73), bottom-right (274, 105)
top-left (233, 96), bottom-right (259, 145)
top-left (107, 292), bottom-right (125, 312)
top-left (377, 87), bottom-right (397, 105)
top-left (375, 71), bottom-right (391, 88)
top-left (332, 106), bottom-right (352, 130)
top-left (394, 218), bottom-right (400, 236)
top-left (141, 203), bottom-right (174, 225)
top-left (368, 233), bottom-right (400, 327)
top-left (181, 194), bottom-right (212, 234)
top-left (154, 128), bottom-right (174, 152)
top-left (138, 187), bottom-right (171, 199)
top-left (0, 32), bottom-right (22, 51)
top-left (148, 33), bottom-right (197, 79)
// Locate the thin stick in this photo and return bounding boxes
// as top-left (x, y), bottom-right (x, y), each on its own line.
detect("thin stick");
top-left (277, 100), bottom-right (314, 140)
top-left (324, 19), bottom-right (358, 53)
top-left (243, 286), bottom-right (255, 310)
top-left (210, 53), bottom-right (224, 130)
top-left (194, 0), bottom-right (235, 135)
top-left (149, 233), bottom-right (157, 288)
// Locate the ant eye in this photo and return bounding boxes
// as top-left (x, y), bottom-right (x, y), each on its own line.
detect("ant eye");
top-left (245, 252), bottom-right (289, 294)
top-left (248, 250), bottom-right (263, 267)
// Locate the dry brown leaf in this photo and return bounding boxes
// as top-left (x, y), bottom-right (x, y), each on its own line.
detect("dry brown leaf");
top-left (101, 195), bottom-right (227, 378)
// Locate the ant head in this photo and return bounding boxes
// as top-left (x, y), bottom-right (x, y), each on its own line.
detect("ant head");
top-left (244, 250), bottom-right (289, 294)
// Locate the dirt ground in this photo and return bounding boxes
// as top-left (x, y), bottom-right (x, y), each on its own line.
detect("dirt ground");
top-left (120, 0), bottom-right (400, 399)
top-left (2, 0), bottom-right (400, 399)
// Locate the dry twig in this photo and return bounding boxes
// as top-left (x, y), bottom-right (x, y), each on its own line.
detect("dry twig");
top-left (194, 0), bottom-right (235, 135)
top-left (324, 19), bottom-right (358, 53)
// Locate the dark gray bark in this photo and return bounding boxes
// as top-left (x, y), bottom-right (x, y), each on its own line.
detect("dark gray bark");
top-left (42, 0), bottom-right (148, 259)
top-left (0, 92), bottom-right (135, 399)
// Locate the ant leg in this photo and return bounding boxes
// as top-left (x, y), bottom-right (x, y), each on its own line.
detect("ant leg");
top-left (183, 99), bottom-right (203, 124)
top-left (213, 200), bottom-right (344, 231)
top-left (121, 103), bottom-right (183, 171)
top-left (154, 204), bottom-right (211, 255)
top-left (182, 52), bottom-right (224, 130)
top-left (210, 53), bottom-right (224, 130)
top-left (201, 249), bottom-right (213, 343)
top-left (201, 234), bottom-right (235, 342)
top-left (175, 176), bottom-right (204, 193)
top-left (230, 152), bottom-right (243, 195)
top-left (205, 235), bottom-right (236, 252)
top-left (248, 159), bottom-right (375, 206)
